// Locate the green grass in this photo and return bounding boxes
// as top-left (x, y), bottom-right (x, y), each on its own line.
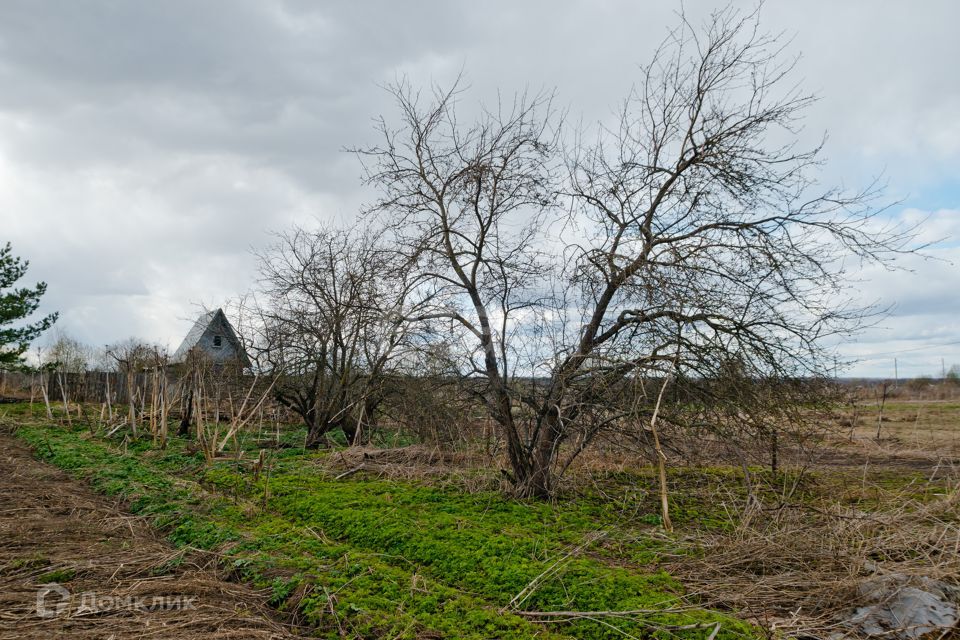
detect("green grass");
top-left (38, 567), bottom-right (78, 583)
top-left (9, 412), bottom-right (757, 640)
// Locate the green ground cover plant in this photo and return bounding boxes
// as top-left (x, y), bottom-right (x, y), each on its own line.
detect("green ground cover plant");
top-left (7, 410), bottom-right (757, 640)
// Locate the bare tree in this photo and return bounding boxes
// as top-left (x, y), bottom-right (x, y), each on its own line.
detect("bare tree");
top-left (106, 339), bottom-right (156, 438)
top-left (243, 225), bottom-right (422, 447)
top-left (358, 7), bottom-right (917, 498)
top-left (48, 333), bottom-right (92, 374)
top-left (356, 78), bottom-right (564, 494)
top-left (382, 339), bottom-right (478, 447)
top-left (47, 332), bottom-right (93, 425)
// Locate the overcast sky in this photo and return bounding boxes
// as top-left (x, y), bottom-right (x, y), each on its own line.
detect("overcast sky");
top-left (1, 0), bottom-right (958, 377)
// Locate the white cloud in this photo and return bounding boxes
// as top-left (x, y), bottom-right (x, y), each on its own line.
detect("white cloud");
top-left (835, 208), bottom-right (960, 376)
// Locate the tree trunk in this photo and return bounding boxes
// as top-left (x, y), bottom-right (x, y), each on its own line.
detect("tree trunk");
top-left (40, 371), bottom-right (53, 420)
top-left (178, 388), bottom-right (193, 437)
top-left (302, 408), bottom-right (328, 449)
top-left (520, 408), bottom-right (563, 499)
top-left (770, 427), bottom-right (779, 474)
top-left (491, 388), bottom-right (539, 496)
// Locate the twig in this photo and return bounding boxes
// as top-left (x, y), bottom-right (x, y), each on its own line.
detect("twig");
top-left (335, 465), bottom-right (365, 480)
top-left (503, 530), bottom-right (607, 613)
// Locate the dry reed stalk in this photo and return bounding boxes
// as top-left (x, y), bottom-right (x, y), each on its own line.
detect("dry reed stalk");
top-left (670, 473), bottom-right (960, 638)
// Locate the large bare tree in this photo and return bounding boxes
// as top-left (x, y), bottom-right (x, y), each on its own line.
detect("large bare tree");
top-left (243, 225), bottom-right (421, 447)
top-left (358, 8), bottom-right (917, 498)
top-left (356, 79), bottom-right (561, 492)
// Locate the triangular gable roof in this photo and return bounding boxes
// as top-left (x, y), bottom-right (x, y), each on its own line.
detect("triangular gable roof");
top-left (173, 310), bottom-right (217, 359)
top-left (172, 308), bottom-right (250, 366)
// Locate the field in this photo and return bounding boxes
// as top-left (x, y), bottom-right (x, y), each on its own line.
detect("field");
top-left (1, 388), bottom-right (958, 639)
top-left (843, 398), bottom-right (960, 457)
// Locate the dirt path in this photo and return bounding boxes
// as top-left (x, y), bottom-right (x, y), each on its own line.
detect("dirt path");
top-left (0, 433), bottom-right (306, 639)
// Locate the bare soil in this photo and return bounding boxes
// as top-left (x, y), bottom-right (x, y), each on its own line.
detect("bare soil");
top-left (0, 433), bottom-right (307, 639)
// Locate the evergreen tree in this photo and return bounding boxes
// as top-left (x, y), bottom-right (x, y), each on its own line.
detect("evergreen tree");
top-left (0, 242), bottom-right (58, 368)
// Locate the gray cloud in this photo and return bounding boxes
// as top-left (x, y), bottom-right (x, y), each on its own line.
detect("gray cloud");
top-left (0, 0), bottom-right (958, 374)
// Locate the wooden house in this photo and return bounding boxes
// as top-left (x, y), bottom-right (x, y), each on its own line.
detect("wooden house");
top-left (172, 308), bottom-right (250, 367)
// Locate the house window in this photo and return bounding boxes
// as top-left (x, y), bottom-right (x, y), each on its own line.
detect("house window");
top-left (213, 335), bottom-right (223, 348)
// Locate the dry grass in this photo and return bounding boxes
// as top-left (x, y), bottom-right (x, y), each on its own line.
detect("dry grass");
top-left (313, 444), bottom-right (509, 493)
top-left (0, 432), bottom-right (309, 640)
top-left (670, 468), bottom-right (960, 638)
top-left (838, 399), bottom-right (960, 457)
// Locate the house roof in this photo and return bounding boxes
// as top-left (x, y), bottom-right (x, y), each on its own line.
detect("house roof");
top-left (172, 308), bottom-right (249, 366)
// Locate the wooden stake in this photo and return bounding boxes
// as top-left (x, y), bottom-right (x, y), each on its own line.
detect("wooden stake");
top-left (105, 371), bottom-right (113, 421)
top-left (649, 375), bottom-right (673, 533)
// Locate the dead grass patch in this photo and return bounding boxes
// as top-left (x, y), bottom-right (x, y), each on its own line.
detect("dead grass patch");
top-left (670, 469), bottom-right (960, 637)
